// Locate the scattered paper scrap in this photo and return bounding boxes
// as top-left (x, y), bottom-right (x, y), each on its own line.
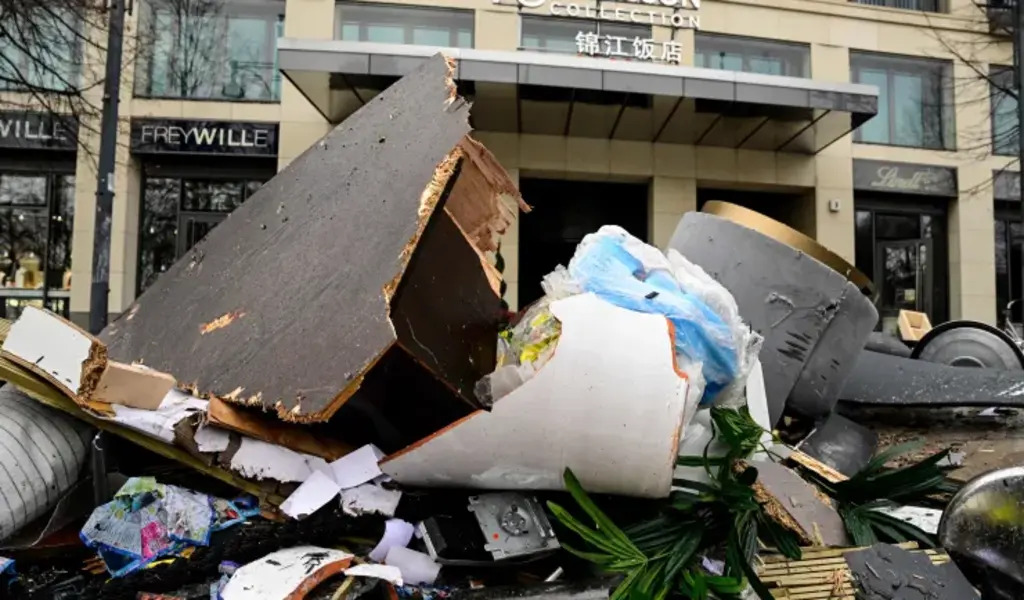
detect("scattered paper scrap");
top-left (331, 444), bottom-right (385, 489)
top-left (281, 471), bottom-right (343, 519)
top-left (369, 519), bottom-right (415, 563)
top-left (220, 546), bottom-right (353, 600)
top-left (344, 563), bottom-right (404, 586)
top-left (341, 482), bottom-right (402, 517)
top-left (385, 546), bottom-right (441, 585)
top-left (872, 505), bottom-right (942, 535)
top-left (194, 425), bottom-right (231, 454)
top-left (0, 556), bottom-right (14, 575)
top-left (229, 437), bottom-right (329, 483)
top-left (109, 389), bottom-right (207, 444)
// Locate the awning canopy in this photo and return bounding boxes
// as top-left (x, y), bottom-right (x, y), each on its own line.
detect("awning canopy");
top-left (278, 38), bottom-right (879, 155)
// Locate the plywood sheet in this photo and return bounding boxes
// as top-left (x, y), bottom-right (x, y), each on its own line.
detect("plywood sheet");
top-left (99, 55), bottom-right (518, 424)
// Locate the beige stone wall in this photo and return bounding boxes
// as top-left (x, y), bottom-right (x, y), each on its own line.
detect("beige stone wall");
top-left (53, 0), bottom-right (1013, 322)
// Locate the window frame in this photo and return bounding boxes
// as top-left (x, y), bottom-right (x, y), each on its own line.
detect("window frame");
top-left (694, 32), bottom-right (810, 78)
top-left (848, 0), bottom-right (944, 13)
top-left (334, 2), bottom-right (475, 48)
top-left (991, 64), bottom-right (1018, 157)
top-left (134, 0), bottom-right (285, 103)
top-left (0, 7), bottom-right (83, 93)
top-left (850, 51), bottom-right (955, 151)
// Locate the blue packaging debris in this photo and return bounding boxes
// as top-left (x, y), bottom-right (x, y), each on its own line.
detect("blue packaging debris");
top-left (80, 477), bottom-right (259, 577)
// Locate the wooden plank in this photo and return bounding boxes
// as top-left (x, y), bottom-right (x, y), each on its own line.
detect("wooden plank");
top-left (99, 54), bottom-right (522, 435)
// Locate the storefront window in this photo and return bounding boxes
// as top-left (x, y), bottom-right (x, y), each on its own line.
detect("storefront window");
top-left (138, 176), bottom-right (266, 293)
top-left (135, 0), bottom-right (284, 102)
top-left (855, 202), bottom-right (949, 333)
top-left (520, 16), bottom-right (651, 56)
top-left (995, 206), bottom-right (1023, 321)
top-left (694, 33), bottom-right (809, 77)
top-left (0, 8), bottom-right (80, 92)
top-left (335, 3), bottom-right (474, 48)
top-left (991, 66), bottom-right (1018, 156)
top-left (0, 172), bottom-right (74, 319)
top-left (851, 52), bottom-right (954, 150)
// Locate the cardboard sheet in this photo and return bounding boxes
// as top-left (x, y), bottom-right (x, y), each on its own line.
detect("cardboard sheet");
top-left (94, 362), bottom-right (175, 410)
top-left (381, 293), bottom-right (690, 498)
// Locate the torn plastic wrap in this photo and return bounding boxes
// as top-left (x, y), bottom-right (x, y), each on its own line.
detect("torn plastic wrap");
top-left (80, 477), bottom-right (256, 577)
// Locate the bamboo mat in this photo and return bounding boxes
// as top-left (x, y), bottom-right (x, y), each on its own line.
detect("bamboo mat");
top-left (757, 542), bottom-right (949, 599)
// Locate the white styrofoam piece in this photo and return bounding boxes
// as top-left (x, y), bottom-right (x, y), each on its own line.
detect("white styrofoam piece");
top-left (745, 359), bottom-right (773, 447)
top-left (369, 519), bottom-right (415, 562)
top-left (381, 293), bottom-right (690, 498)
top-left (2, 306), bottom-right (96, 396)
top-left (872, 505), bottom-right (942, 534)
top-left (344, 564), bottom-right (404, 586)
top-left (193, 425), bottom-right (231, 453)
top-left (229, 437), bottom-right (329, 483)
top-left (330, 444), bottom-right (385, 489)
top-left (220, 546), bottom-right (352, 600)
top-left (384, 546), bottom-right (441, 585)
top-left (341, 483), bottom-right (402, 517)
top-left (280, 470), bottom-right (342, 519)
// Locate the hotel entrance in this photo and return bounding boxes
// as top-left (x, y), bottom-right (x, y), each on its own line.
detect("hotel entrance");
top-left (517, 177), bottom-right (649, 307)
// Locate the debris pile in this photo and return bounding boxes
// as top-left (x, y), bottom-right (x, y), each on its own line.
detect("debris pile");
top-left (0, 54), bottom-right (1020, 600)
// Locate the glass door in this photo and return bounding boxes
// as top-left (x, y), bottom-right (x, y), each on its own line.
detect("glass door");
top-left (177, 212), bottom-right (225, 257)
top-left (875, 239), bottom-right (933, 334)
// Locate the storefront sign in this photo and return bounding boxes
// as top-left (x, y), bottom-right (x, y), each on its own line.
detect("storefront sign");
top-left (0, 111), bottom-right (77, 151)
top-left (576, 32), bottom-right (682, 63)
top-left (130, 119), bottom-right (279, 156)
top-left (501, 0), bottom-right (700, 28)
top-left (994, 170), bottom-right (1021, 201)
top-left (853, 160), bottom-right (957, 198)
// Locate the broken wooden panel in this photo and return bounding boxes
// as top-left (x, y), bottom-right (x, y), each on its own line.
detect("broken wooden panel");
top-left (99, 54), bottom-right (523, 424)
top-left (746, 459), bottom-right (849, 547)
top-left (207, 397), bottom-right (353, 461)
top-left (846, 543), bottom-right (979, 600)
top-left (1, 306), bottom-right (107, 407)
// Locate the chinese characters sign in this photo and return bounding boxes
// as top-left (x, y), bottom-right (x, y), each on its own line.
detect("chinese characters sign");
top-left (575, 32), bottom-right (682, 64)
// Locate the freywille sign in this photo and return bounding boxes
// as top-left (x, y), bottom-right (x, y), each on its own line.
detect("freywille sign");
top-left (853, 159), bottom-right (957, 198)
top-left (0, 111), bottom-right (77, 151)
top-left (575, 32), bottom-right (682, 63)
top-left (130, 119), bottom-right (279, 156)
top-left (501, 0), bottom-right (700, 28)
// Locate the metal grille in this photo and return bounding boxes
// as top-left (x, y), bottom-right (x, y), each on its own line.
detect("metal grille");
top-left (850, 0), bottom-right (941, 12)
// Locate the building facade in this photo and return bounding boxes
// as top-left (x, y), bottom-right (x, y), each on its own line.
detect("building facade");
top-left (0, 0), bottom-right (1016, 335)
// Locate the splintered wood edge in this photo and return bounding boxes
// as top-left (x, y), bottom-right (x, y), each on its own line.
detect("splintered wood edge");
top-left (0, 355), bottom-right (286, 505)
top-left (788, 449), bottom-right (849, 484)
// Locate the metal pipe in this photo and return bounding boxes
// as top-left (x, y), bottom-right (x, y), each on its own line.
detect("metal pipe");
top-left (89, 0), bottom-right (127, 334)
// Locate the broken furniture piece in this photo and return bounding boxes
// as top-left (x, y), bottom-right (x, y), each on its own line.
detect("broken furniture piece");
top-left (910, 320), bottom-right (1024, 370)
top-left (668, 202), bottom-right (878, 426)
top-left (744, 459), bottom-right (849, 547)
top-left (419, 492), bottom-right (560, 565)
top-left (939, 466), bottom-right (1024, 600)
top-left (846, 543), bottom-right (979, 600)
top-left (795, 411), bottom-right (878, 477)
top-left (98, 54), bottom-right (526, 453)
top-left (840, 350), bottom-right (1024, 408)
top-left (381, 293), bottom-right (691, 498)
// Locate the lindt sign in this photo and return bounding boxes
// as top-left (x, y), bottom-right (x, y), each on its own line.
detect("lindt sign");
top-left (130, 119), bottom-right (279, 156)
top-left (500, 0), bottom-right (700, 28)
